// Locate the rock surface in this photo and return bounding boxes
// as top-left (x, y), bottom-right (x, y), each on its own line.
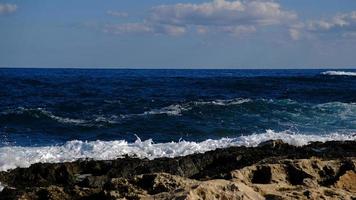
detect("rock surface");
top-left (0, 140), bottom-right (355, 199)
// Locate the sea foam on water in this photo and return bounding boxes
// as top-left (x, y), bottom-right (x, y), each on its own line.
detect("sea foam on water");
top-left (0, 129), bottom-right (355, 172)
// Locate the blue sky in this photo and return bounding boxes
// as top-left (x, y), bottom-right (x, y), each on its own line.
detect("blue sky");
top-left (1, 0), bottom-right (356, 68)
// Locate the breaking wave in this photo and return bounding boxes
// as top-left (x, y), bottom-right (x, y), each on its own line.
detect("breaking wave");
top-left (0, 129), bottom-right (355, 172)
top-left (321, 71), bottom-right (356, 76)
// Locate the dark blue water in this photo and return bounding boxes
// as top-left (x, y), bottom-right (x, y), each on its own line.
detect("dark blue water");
top-left (1, 69), bottom-right (355, 147)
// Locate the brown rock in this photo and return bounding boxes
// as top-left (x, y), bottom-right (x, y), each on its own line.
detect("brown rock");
top-left (334, 171), bottom-right (356, 192)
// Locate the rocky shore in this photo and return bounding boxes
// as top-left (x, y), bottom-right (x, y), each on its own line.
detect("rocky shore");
top-left (0, 140), bottom-right (355, 200)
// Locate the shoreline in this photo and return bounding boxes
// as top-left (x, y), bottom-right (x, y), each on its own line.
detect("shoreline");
top-left (0, 140), bottom-right (355, 199)
top-left (2, 130), bottom-right (355, 172)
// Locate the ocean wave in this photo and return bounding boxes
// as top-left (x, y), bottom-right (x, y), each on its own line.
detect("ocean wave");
top-left (0, 99), bottom-right (252, 127)
top-left (0, 107), bottom-right (88, 125)
top-left (321, 71), bottom-right (356, 76)
top-left (0, 129), bottom-right (355, 172)
top-left (139, 98), bottom-right (251, 116)
top-left (2, 99), bottom-right (354, 127)
top-left (142, 104), bottom-right (189, 116)
top-left (141, 99), bottom-right (355, 118)
top-left (195, 98), bottom-right (251, 106)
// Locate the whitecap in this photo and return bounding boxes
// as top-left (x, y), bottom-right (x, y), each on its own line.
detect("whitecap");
top-left (321, 71), bottom-right (356, 76)
top-left (195, 98), bottom-right (251, 106)
top-left (142, 104), bottom-right (189, 116)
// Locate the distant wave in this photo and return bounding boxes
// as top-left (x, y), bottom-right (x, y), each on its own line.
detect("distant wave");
top-left (195, 98), bottom-right (251, 106)
top-left (321, 71), bottom-right (356, 76)
top-left (0, 129), bottom-right (355, 171)
top-left (0, 99), bottom-right (252, 127)
top-left (130, 99), bottom-right (356, 120)
top-left (140, 98), bottom-right (251, 116)
top-left (1, 99), bottom-right (355, 127)
top-left (0, 107), bottom-right (88, 125)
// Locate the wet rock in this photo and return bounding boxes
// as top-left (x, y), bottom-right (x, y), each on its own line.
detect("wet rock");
top-left (258, 139), bottom-right (285, 148)
top-left (78, 175), bottom-right (108, 188)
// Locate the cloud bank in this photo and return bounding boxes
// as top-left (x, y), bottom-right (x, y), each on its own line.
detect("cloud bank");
top-left (104, 0), bottom-right (297, 37)
top-left (290, 11), bottom-right (356, 40)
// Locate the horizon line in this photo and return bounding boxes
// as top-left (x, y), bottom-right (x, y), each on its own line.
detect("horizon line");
top-left (1, 66), bottom-right (356, 70)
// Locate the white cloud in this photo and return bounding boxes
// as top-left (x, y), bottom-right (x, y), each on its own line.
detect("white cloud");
top-left (104, 23), bottom-right (153, 34)
top-left (306, 12), bottom-right (356, 32)
top-left (150, 0), bottom-right (296, 27)
top-left (104, 23), bottom-right (186, 36)
top-left (107, 10), bottom-right (128, 18)
top-left (104, 0), bottom-right (297, 37)
top-left (289, 28), bottom-right (300, 40)
top-left (293, 11), bottom-right (356, 39)
top-left (0, 3), bottom-right (17, 15)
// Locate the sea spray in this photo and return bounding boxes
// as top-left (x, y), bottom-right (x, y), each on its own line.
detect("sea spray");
top-left (1, 129), bottom-right (355, 171)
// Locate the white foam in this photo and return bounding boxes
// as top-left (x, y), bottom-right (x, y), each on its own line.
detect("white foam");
top-left (195, 98), bottom-right (251, 106)
top-left (143, 104), bottom-right (189, 116)
top-left (321, 71), bottom-right (356, 76)
top-left (44, 111), bottom-right (87, 125)
top-left (0, 182), bottom-right (3, 192)
top-left (0, 130), bottom-right (355, 172)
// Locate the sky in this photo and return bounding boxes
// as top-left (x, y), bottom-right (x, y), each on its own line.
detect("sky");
top-left (1, 0), bottom-right (356, 68)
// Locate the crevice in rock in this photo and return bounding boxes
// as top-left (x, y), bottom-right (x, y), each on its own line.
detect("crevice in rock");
top-left (251, 166), bottom-right (272, 184)
top-left (286, 164), bottom-right (312, 185)
top-left (321, 160), bottom-right (355, 186)
top-left (135, 174), bottom-right (159, 194)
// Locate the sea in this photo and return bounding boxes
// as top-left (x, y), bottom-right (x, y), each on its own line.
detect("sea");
top-left (0, 68), bottom-right (355, 171)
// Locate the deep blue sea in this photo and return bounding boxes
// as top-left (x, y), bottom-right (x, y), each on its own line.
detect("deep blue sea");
top-left (0, 69), bottom-right (355, 171)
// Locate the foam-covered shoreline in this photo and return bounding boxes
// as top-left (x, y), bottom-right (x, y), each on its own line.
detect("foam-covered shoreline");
top-left (0, 140), bottom-right (355, 199)
top-left (1, 130), bottom-right (356, 172)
